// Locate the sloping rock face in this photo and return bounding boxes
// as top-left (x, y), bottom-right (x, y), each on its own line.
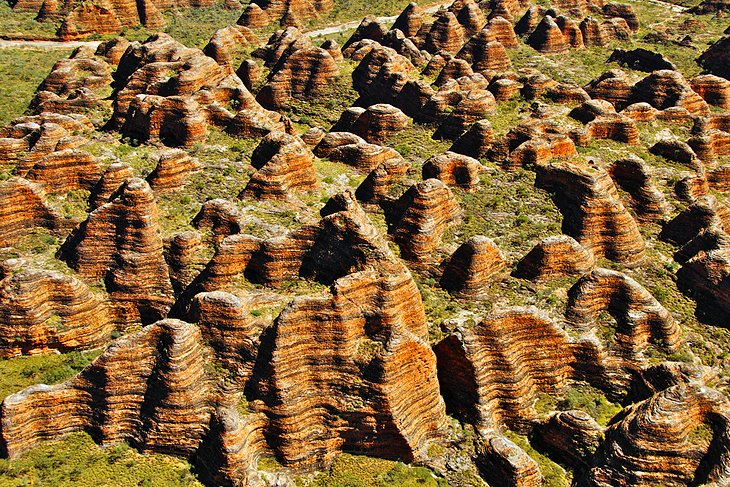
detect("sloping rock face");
top-left (0, 319), bottom-right (212, 459)
top-left (421, 151), bottom-right (485, 191)
top-left (424, 11), bottom-right (465, 54)
top-left (111, 33), bottom-right (283, 146)
top-left (698, 35), bottom-right (730, 80)
top-left (528, 16), bottom-right (568, 54)
top-left (533, 410), bottom-right (603, 469)
top-left (476, 435), bottom-right (543, 487)
top-left (449, 119), bottom-right (494, 158)
top-left (257, 46), bottom-right (339, 109)
top-left (664, 197), bottom-right (730, 321)
top-left (608, 155), bottom-right (669, 222)
top-left (332, 104), bottom-right (411, 143)
top-left (0, 177), bottom-right (61, 248)
top-left (513, 235), bottom-right (594, 281)
top-left (89, 162), bottom-right (134, 210)
top-left (146, 149), bottom-right (200, 192)
top-left (565, 268), bottom-right (682, 391)
top-left (0, 262), bottom-right (114, 357)
top-left (237, 0), bottom-right (333, 29)
top-left (203, 25), bottom-right (258, 67)
top-left (387, 179), bottom-right (462, 262)
top-left (534, 159), bottom-right (646, 266)
top-left (587, 69), bottom-right (709, 115)
top-left (581, 384), bottom-right (730, 486)
top-left (440, 236), bottom-right (505, 298)
top-left (53, 0), bottom-right (172, 41)
top-left (58, 178), bottom-right (174, 325)
top-left (31, 47), bottom-right (113, 114)
top-left (434, 307), bottom-right (574, 431)
top-left (244, 194), bottom-right (448, 468)
top-left (314, 131), bottom-right (405, 172)
top-left (242, 131), bottom-right (318, 199)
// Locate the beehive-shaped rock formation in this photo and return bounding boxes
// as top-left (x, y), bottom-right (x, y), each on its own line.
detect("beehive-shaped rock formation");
top-left (314, 131), bottom-right (404, 172)
top-left (0, 262), bottom-right (114, 357)
top-left (0, 319), bottom-right (212, 459)
top-left (332, 104), bottom-right (411, 143)
top-left (0, 177), bottom-right (60, 248)
top-left (608, 155), bottom-right (669, 222)
top-left (387, 179), bottom-right (462, 262)
top-left (434, 307), bottom-right (574, 430)
top-left (425, 11), bottom-right (465, 54)
top-left (582, 384), bottom-right (730, 486)
top-left (257, 46), bottom-right (338, 108)
top-left (146, 149), bottom-right (200, 193)
top-left (440, 236), bottom-right (505, 298)
top-left (527, 16), bottom-right (568, 54)
top-left (513, 235), bottom-right (594, 281)
top-left (58, 178), bottom-right (173, 325)
top-left (203, 25), bottom-right (258, 66)
top-left (449, 119), bottom-right (494, 158)
top-left (534, 158), bottom-right (645, 266)
top-left (565, 268), bottom-right (682, 362)
top-left (242, 131), bottom-right (318, 199)
top-left (244, 193), bottom-right (448, 467)
top-left (89, 162), bottom-right (134, 210)
top-left (476, 435), bottom-right (543, 487)
top-left (421, 151), bottom-right (485, 191)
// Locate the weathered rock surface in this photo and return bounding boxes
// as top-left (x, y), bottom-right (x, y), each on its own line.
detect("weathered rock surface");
top-left (314, 131), bottom-right (404, 172)
top-left (435, 307), bottom-right (574, 430)
top-left (581, 384), bottom-right (730, 486)
top-left (146, 149), bottom-right (200, 193)
top-left (58, 178), bottom-right (173, 325)
top-left (440, 236), bottom-right (505, 298)
top-left (0, 177), bottom-right (61, 248)
top-left (242, 131), bottom-right (318, 199)
top-left (513, 235), bottom-right (594, 281)
top-left (257, 46), bottom-right (338, 109)
top-left (386, 179), bottom-right (462, 262)
top-left (565, 268), bottom-right (682, 363)
top-left (476, 434), bottom-right (543, 486)
top-left (528, 16), bottom-right (568, 54)
top-left (534, 158), bottom-right (646, 266)
top-left (608, 155), bottom-right (669, 222)
top-left (0, 319), bottom-right (212, 459)
top-left (332, 104), bottom-right (411, 143)
top-left (0, 262), bottom-right (114, 357)
top-left (421, 151), bottom-right (485, 191)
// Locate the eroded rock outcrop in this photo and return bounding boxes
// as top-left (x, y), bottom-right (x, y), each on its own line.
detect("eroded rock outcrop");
top-left (386, 179), bottom-right (462, 262)
top-left (421, 151), bottom-right (485, 191)
top-left (0, 262), bottom-right (114, 357)
top-left (534, 158), bottom-right (645, 266)
top-left (146, 149), bottom-right (200, 193)
top-left (513, 235), bottom-right (594, 281)
top-left (435, 307), bottom-right (574, 430)
top-left (0, 177), bottom-right (61, 248)
top-left (581, 384), bottom-right (730, 486)
top-left (58, 178), bottom-right (173, 325)
top-left (440, 236), bottom-right (505, 298)
top-left (0, 319), bottom-right (212, 459)
top-left (242, 131), bottom-right (318, 199)
top-left (608, 155), bottom-right (669, 222)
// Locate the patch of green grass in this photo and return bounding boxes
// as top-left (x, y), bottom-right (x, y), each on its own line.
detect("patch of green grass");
top-left (162, 2), bottom-right (244, 49)
top-left (0, 432), bottom-right (203, 486)
top-left (0, 350), bottom-right (102, 402)
top-left (0, 2), bottom-right (60, 39)
top-left (557, 384), bottom-right (623, 427)
top-left (0, 48), bottom-right (70, 126)
top-left (504, 431), bottom-right (572, 487)
top-left (301, 453), bottom-right (447, 487)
